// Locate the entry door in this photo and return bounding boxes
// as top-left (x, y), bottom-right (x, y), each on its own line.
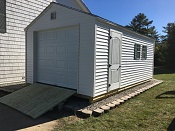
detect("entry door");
top-left (108, 30), bottom-right (122, 92)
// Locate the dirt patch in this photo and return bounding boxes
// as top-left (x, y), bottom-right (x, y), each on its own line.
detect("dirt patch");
top-left (18, 116), bottom-right (81, 131)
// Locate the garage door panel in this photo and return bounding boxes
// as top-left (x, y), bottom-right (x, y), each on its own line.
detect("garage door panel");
top-left (66, 28), bottom-right (79, 39)
top-left (45, 74), bottom-right (55, 85)
top-left (38, 47), bottom-right (45, 56)
top-left (68, 61), bottom-right (78, 69)
top-left (38, 40), bottom-right (46, 46)
top-left (67, 54), bottom-right (78, 61)
top-left (37, 26), bottom-right (79, 90)
top-left (47, 31), bottom-right (57, 40)
top-left (38, 60), bottom-right (45, 67)
top-left (57, 30), bottom-right (66, 40)
top-left (46, 46), bottom-right (56, 54)
top-left (45, 68), bottom-right (56, 75)
top-left (68, 77), bottom-right (78, 89)
top-left (45, 60), bottom-right (56, 68)
top-left (55, 68), bottom-right (68, 76)
top-left (56, 45), bottom-right (66, 54)
top-left (55, 76), bottom-right (67, 84)
top-left (38, 32), bottom-right (46, 41)
top-left (67, 40), bottom-right (79, 45)
top-left (67, 45), bottom-right (78, 53)
top-left (67, 69), bottom-right (78, 78)
top-left (56, 53), bottom-right (67, 60)
top-left (37, 73), bottom-right (45, 82)
top-left (56, 61), bottom-right (67, 68)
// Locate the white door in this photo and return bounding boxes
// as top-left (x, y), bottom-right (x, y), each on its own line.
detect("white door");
top-left (108, 30), bottom-right (122, 92)
top-left (36, 26), bottom-right (79, 90)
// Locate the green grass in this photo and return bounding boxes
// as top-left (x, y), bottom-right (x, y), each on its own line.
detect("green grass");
top-left (54, 68), bottom-right (175, 131)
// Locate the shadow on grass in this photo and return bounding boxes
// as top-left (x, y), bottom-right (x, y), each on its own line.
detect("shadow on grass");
top-left (155, 91), bottom-right (175, 99)
top-left (167, 118), bottom-right (175, 131)
top-left (154, 67), bottom-right (175, 75)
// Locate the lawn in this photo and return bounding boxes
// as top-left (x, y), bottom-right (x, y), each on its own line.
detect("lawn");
top-left (54, 68), bottom-right (175, 131)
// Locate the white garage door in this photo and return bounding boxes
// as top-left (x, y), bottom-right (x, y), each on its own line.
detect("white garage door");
top-left (36, 26), bottom-right (79, 90)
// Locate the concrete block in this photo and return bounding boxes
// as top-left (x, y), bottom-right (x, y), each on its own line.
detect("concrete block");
top-left (117, 99), bottom-right (125, 103)
top-left (106, 103), bottom-right (116, 109)
top-left (93, 108), bottom-right (104, 117)
top-left (76, 109), bottom-right (92, 118)
top-left (128, 93), bottom-right (135, 97)
top-left (112, 101), bottom-right (120, 106)
top-left (100, 105), bottom-right (110, 113)
top-left (120, 96), bottom-right (128, 101)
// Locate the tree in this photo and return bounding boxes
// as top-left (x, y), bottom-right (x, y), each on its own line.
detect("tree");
top-left (162, 22), bottom-right (175, 68)
top-left (126, 13), bottom-right (159, 41)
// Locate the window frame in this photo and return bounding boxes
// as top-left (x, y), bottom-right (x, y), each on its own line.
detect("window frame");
top-left (0, 0), bottom-right (6, 33)
top-left (134, 44), bottom-right (141, 60)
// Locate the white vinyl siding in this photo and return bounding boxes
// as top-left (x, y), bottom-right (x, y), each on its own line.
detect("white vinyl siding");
top-left (94, 26), bottom-right (109, 97)
top-left (0, 0), bottom-right (6, 33)
top-left (0, 0), bottom-right (52, 85)
top-left (121, 35), bottom-right (154, 88)
top-left (95, 22), bottom-right (154, 95)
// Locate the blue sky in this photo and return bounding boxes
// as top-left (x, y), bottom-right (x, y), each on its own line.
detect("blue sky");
top-left (83, 0), bottom-right (175, 35)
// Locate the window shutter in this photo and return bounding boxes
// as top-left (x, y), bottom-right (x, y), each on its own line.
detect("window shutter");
top-left (134, 44), bottom-right (136, 60)
top-left (0, 0), bottom-right (6, 33)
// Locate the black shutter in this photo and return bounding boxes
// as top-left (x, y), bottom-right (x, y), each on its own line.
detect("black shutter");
top-left (0, 0), bottom-right (6, 33)
top-left (134, 44), bottom-right (136, 60)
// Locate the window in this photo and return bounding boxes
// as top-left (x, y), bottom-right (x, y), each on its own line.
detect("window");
top-left (51, 12), bottom-right (56, 20)
top-left (134, 44), bottom-right (141, 60)
top-left (142, 45), bottom-right (147, 60)
top-left (0, 0), bottom-right (6, 33)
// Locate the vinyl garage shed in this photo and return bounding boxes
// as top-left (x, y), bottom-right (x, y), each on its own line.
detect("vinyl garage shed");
top-left (25, 2), bottom-right (155, 100)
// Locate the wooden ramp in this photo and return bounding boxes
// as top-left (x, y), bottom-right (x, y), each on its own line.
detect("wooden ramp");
top-left (0, 83), bottom-right (76, 119)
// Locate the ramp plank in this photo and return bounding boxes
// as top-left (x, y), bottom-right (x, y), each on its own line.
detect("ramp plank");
top-left (0, 83), bottom-right (76, 119)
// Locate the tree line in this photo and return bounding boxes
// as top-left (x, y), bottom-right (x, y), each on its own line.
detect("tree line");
top-left (125, 13), bottom-right (175, 68)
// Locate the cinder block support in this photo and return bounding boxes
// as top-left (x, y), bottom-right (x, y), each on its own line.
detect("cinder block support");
top-left (112, 101), bottom-right (120, 106)
top-left (100, 105), bottom-right (110, 113)
top-left (74, 80), bottom-right (163, 119)
top-left (76, 109), bottom-right (92, 118)
top-left (106, 103), bottom-right (116, 109)
top-left (92, 108), bottom-right (104, 117)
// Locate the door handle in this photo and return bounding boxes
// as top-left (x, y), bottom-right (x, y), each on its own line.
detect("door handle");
top-left (108, 64), bottom-right (112, 67)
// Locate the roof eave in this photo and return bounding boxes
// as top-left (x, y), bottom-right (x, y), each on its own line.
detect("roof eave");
top-left (77, 0), bottom-right (91, 13)
top-left (24, 3), bottom-right (53, 31)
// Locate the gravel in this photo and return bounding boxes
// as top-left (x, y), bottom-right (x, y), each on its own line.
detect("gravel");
top-left (85, 79), bottom-right (159, 111)
top-left (63, 79), bottom-right (160, 111)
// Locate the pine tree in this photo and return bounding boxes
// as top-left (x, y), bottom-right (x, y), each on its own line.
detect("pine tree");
top-left (126, 13), bottom-right (159, 41)
top-left (162, 22), bottom-right (175, 68)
